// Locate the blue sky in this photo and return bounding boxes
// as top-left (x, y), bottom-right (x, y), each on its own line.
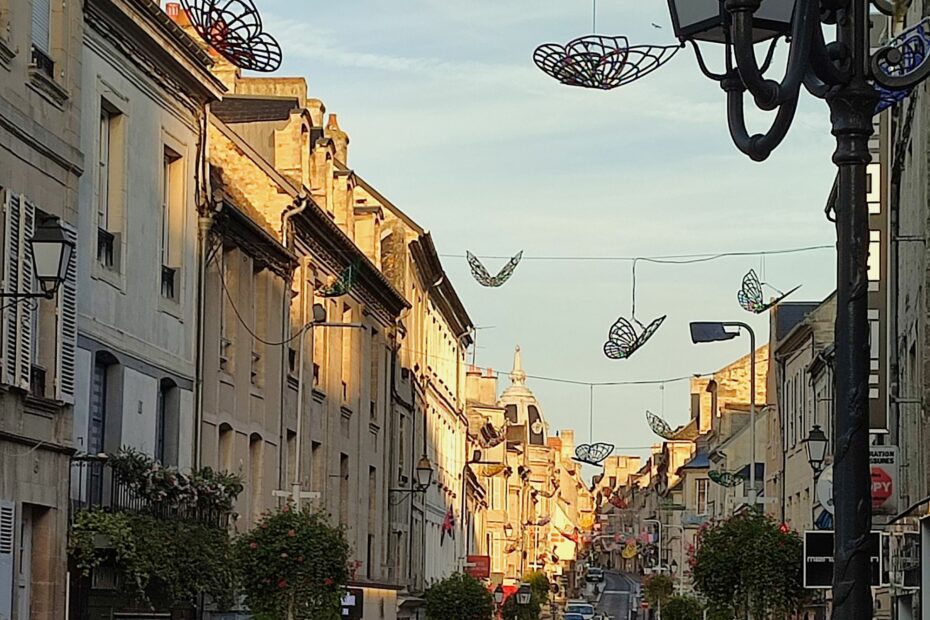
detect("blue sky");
top-left (261, 0), bottom-right (839, 463)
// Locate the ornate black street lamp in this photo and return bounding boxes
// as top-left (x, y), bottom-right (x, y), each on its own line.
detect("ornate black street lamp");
top-left (805, 424), bottom-right (829, 475)
top-left (667, 1), bottom-right (930, 617)
top-left (1, 217), bottom-right (74, 299)
top-left (389, 454), bottom-right (434, 495)
top-left (516, 582), bottom-right (533, 606)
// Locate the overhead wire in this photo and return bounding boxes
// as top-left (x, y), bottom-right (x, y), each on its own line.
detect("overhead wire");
top-left (442, 244), bottom-right (833, 263)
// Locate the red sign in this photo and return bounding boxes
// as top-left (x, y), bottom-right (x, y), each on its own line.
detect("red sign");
top-left (641, 601), bottom-right (650, 609)
top-left (871, 467), bottom-right (893, 508)
top-left (465, 555), bottom-right (490, 579)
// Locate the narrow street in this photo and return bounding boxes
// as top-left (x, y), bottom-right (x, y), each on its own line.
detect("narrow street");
top-left (596, 571), bottom-right (637, 620)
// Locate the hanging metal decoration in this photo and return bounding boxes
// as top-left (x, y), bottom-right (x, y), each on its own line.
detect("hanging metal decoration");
top-left (479, 464), bottom-right (506, 477)
top-left (608, 493), bottom-right (627, 509)
top-left (574, 442), bottom-right (615, 466)
top-left (645, 410), bottom-right (677, 440)
top-left (466, 250), bottom-right (523, 287)
top-left (708, 470), bottom-right (744, 488)
top-left (737, 269), bottom-right (800, 314)
top-left (621, 541), bottom-right (639, 559)
top-left (533, 0), bottom-right (679, 90)
top-left (527, 516), bottom-right (551, 527)
top-left (603, 259), bottom-right (665, 359)
top-left (177, 0), bottom-right (282, 72)
top-left (871, 18), bottom-right (930, 115)
top-left (574, 385), bottom-right (615, 466)
top-left (317, 259), bottom-right (361, 298)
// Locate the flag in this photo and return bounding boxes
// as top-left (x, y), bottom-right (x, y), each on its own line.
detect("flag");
top-left (440, 506), bottom-right (455, 545)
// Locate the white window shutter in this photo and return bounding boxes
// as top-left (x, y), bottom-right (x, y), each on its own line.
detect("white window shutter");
top-left (1, 194), bottom-right (20, 387)
top-left (31, 0), bottom-right (51, 53)
top-left (16, 199), bottom-right (34, 392)
top-left (56, 222), bottom-right (77, 404)
top-left (0, 499), bottom-right (13, 620)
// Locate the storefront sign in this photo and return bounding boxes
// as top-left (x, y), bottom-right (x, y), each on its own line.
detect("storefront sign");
top-left (465, 555), bottom-right (491, 579)
top-left (870, 446), bottom-right (898, 515)
top-left (804, 531), bottom-right (882, 588)
top-left (341, 588), bottom-right (364, 620)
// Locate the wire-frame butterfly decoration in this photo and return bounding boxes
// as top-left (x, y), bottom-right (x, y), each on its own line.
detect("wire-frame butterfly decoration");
top-left (708, 470), bottom-right (744, 488)
top-left (871, 18), bottom-right (930, 115)
top-left (603, 260), bottom-right (666, 360)
top-left (176, 0), bottom-right (282, 72)
top-left (533, 0), bottom-right (678, 90)
top-left (574, 385), bottom-right (615, 466)
top-left (466, 251), bottom-right (523, 288)
top-left (737, 269), bottom-right (801, 314)
top-left (317, 259), bottom-right (361, 298)
top-left (645, 410), bottom-right (677, 440)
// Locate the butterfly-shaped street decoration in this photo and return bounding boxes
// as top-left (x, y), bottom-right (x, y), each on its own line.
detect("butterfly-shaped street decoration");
top-left (621, 541), bottom-right (639, 559)
top-left (645, 410), bottom-right (677, 440)
top-left (317, 259), bottom-right (361, 298)
top-left (504, 542), bottom-right (519, 554)
top-left (466, 250), bottom-right (523, 287)
top-left (708, 470), bottom-right (744, 488)
top-left (558, 527), bottom-right (581, 544)
top-left (176, 0), bottom-right (282, 72)
top-left (573, 442), bottom-right (615, 466)
top-left (479, 464), bottom-right (506, 477)
top-left (608, 493), bottom-right (627, 510)
top-left (535, 480), bottom-right (560, 499)
top-left (737, 269), bottom-right (801, 314)
top-left (528, 516), bottom-right (551, 527)
top-left (603, 315), bottom-right (666, 360)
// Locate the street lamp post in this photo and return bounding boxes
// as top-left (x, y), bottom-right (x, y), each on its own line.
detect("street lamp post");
top-left (666, 2), bottom-right (930, 617)
top-left (0, 216), bottom-right (74, 299)
top-left (690, 322), bottom-right (757, 506)
top-left (643, 518), bottom-right (663, 573)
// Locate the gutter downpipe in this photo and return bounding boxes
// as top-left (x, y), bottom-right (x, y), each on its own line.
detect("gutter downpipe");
top-left (194, 103), bottom-right (213, 470)
top-left (281, 195), bottom-right (309, 507)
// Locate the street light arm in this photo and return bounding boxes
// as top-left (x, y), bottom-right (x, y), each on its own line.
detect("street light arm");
top-left (726, 0), bottom-right (818, 109)
top-left (725, 76), bottom-right (799, 161)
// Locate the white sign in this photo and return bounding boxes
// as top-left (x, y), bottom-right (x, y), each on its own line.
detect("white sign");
top-left (816, 466), bottom-right (834, 515)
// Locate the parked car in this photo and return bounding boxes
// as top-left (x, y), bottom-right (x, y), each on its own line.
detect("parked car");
top-left (564, 602), bottom-right (596, 620)
top-left (586, 566), bottom-right (605, 582)
top-left (564, 615), bottom-right (586, 620)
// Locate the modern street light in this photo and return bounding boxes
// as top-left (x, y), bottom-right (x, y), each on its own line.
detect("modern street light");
top-left (1, 217), bottom-right (74, 299)
top-left (804, 424), bottom-right (829, 476)
top-left (690, 321), bottom-right (758, 506)
top-left (668, 1), bottom-right (930, 617)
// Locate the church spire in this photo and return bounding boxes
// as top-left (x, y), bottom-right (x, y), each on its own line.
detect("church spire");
top-left (510, 346), bottom-right (526, 386)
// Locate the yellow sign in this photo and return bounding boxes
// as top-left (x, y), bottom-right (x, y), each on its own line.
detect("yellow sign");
top-left (621, 543), bottom-right (638, 559)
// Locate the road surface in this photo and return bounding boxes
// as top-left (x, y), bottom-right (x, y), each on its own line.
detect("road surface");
top-left (596, 571), bottom-right (638, 620)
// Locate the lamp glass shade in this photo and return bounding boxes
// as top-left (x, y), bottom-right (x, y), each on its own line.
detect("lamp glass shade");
top-left (503, 523), bottom-right (514, 538)
top-left (668, 0), bottom-right (794, 44)
top-left (415, 455), bottom-right (434, 489)
top-left (29, 218), bottom-right (74, 295)
top-left (805, 425), bottom-right (828, 471)
top-left (493, 586), bottom-right (504, 604)
top-left (690, 322), bottom-right (739, 343)
top-left (516, 583), bottom-right (532, 605)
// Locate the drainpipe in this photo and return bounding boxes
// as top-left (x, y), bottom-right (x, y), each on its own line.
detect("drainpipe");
top-left (192, 101), bottom-right (216, 470)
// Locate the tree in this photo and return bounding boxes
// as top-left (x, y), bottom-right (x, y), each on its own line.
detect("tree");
top-left (501, 571), bottom-right (549, 620)
top-left (643, 573), bottom-right (674, 609)
top-left (236, 505), bottom-right (349, 620)
top-left (424, 573), bottom-right (495, 620)
top-left (663, 594), bottom-right (705, 620)
top-left (691, 510), bottom-right (804, 618)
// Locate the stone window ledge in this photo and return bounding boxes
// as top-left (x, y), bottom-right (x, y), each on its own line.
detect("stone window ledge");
top-left (0, 38), bottom-right (14, 68)
top-left (27, 67), bottom-right (69, 108)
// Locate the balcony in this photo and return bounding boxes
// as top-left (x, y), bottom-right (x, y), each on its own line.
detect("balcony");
top-left (70, 458), bottom-right (232, 529)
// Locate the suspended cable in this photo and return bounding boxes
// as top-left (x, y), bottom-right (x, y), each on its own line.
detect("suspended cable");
top-left (442, 244), bottom-right (833, 263)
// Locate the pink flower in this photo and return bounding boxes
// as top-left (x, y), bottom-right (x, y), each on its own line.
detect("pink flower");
top-left (288, 529), bottom-right (296, 537)
top-left (249, 542), bottom-right (258, 550)
top-left (278, 579), bottom-right (288, 589)
top-left (324, 577), bottom-right (333, 586)
top-left (282, 504), bottom-right (290, 513)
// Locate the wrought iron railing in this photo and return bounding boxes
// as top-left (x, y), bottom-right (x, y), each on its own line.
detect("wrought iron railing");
top-left (70, 459), bottom-right (229, 528)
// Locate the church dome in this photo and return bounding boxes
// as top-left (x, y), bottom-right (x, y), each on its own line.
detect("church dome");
top-left (499, 346), bottom-right (547, 445)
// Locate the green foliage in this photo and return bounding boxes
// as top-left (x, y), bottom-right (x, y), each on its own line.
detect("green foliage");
top-left (501, 573), bottom-right (549, 620)
top-left (663, 594), bottom-right (705, 620)
top-left (525, 571), bottom-right (550, 606)
top-left (691, 510), bottom-right (804, 618)
top-left (68, 508), bottom-right (237, 608)
top-left (424, 573), bottom-right (495, 620)
top-left (643, 573), bottom-right (675, 607)
top-left (236, 505), bottom-right (350, 620)
top-left (108, 447), bottom-right (243, 513)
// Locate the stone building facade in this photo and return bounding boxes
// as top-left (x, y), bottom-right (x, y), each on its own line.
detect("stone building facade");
top-left (0, 0), bottom-right (84, 615)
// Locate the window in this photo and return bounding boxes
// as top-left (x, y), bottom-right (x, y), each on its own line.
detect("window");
top-left (96, 104), bottom-right (120, 270)
top-left (312, 283), bottom-right (326, 388)
top-left (155, 380), bottom-right (178, 466)
top-left (370, 329), bottom-right (379, 419)
top-left (160, 148), bottom-right (182, 300)
top-left (88, 357), bottom-right (110, 505)
top-left (248, 434), bottom-right (263, 521)
top-left (218, 424), bottom-right (234, 472)
top-left (311, 441), bottom-right (323, 497)
top-left (219, 249), bottom-right (233, 371)
top-left (31, 0), bottom-right (53, 76)
top-left (340, 304), bottom-right (352, 402)
top-left (251, 267), bottom-right (266, 386)
top-left (696, 478), bottom-right (709, 515)
top-left (367, 466), bottom-right (376, 579)
top-left (339, 453), bottom-right (349, 526)
top-left (287, 430), bottom-right (297, 486)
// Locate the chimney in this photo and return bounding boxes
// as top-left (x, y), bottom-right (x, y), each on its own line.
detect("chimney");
top-left (325, 114), bottom-right (349, 163)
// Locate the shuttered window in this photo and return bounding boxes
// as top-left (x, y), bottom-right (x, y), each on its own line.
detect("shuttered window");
top-left (56, 222), bottom-right (77, 403)
top-left (2, 193), bottom-right (35, 391)
top-left (0, 500), bottom-right (14, 619)
top-left (31, 0), bottom-right (51, 53)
